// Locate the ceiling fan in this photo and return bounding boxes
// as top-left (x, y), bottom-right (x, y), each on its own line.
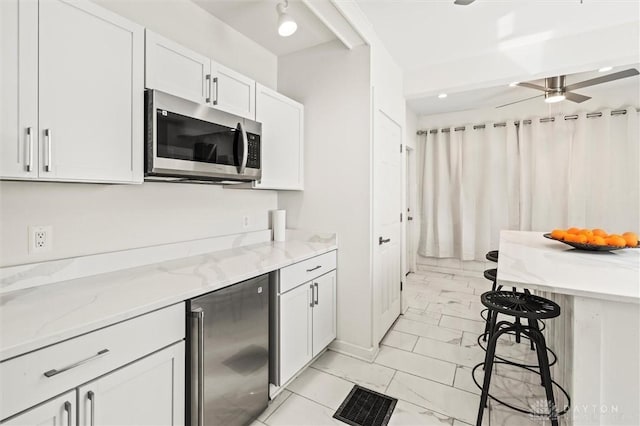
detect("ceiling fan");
top-left (497, 68), bottom-right (639, 108)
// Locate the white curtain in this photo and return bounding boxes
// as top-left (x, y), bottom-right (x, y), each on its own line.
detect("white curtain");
top-left (418, 108), bottom-right (640, 261)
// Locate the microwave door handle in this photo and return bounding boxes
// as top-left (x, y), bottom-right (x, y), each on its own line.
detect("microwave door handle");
top-left (237, 122), bottom-right (248, 174)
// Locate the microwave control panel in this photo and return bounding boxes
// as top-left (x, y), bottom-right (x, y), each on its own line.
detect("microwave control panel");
top-left (247, 134), bottom-right (261, 169)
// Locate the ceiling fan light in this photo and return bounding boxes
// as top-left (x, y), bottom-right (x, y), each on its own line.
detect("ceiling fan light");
top-left (277, 1), bottom-right (297, 37)
top-left (544, 92), bottom-right (566, 103)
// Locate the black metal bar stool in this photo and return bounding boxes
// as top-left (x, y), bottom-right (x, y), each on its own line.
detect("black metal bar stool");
top-left (474, 290), bottom-right (570, 426)
top-left (485, 250), bottom-right (499, 263)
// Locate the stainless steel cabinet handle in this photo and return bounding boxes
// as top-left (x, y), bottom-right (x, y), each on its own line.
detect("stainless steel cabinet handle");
top-left (25, 127), bottom-right (33, 172)
top-left (64, 401), bottom-right (72, 426)
top-left (213, 77), bottom-right (219, 105)
top-left (205, 74), bottom-right (212, 103)
top-left (237, 121), bottom-right (248, 174)
top-left (310, 283), bottom-right (315, 308)
top-left (306, 265), bottom-right (321, 273)
top-left (379, 237), bottom-right (391, 245)
top-left (44, 129), bottom-right (52, 172)
top-left (190, 308), bottom-right (205, 426)
top-left (88, 391), bottom-right (95, 426)
top-left (43, 349), bottom-right (109, 377)
top-left (314, 282), bottom-right (319, 305)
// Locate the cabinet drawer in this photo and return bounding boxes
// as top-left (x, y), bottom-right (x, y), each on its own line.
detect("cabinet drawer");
top-left (279, 251), bottom-right (336, 294)
top-left (0, 303), bottom-right (184, 420)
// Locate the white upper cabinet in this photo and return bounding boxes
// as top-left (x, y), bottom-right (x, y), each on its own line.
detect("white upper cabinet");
top-left (38, 0), bottom-right (143, 183)
top-left (0, 0), bottom-right (144, 184)
top-left (145, 30), bottom-right (211, 105)
top-left (211, 61), bottom-right (256, 120)
top-left (254, 84), bottom-right (304, 190)
top-left (145, 32), bottom-right (256, 120)
top-left (0, 0), bottom-right (38, 180)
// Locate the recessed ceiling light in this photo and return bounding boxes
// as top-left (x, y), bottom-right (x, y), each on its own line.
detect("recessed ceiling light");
top-left (438, 93), bottom-right (448, 99)
top-left (509, 82), bottom-right (519, 87)
top-left (598, 66), bottom-right (613, 73)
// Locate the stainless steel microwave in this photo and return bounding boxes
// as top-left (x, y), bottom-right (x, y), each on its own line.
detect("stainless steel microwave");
top-left (144, 90), bottom-right (261, 182)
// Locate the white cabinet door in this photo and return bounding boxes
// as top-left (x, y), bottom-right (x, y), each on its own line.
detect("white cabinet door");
top-left (145, 30), bottom-right (211, 105)
top-left (279, 283), bottom-right (313, 385)
top-left (38, 0), bottom-right (143, 183)
top-left (1, 390), bottom-right (75, 426)
top-left (0, 0), bottom-right (38, 180)
top-left (312, 270), bottom-right (337, 357)
top-left (254, 84), bottom-right (304, 190)
top-left (77, 342), bottom-right (185, 426)
top-left (211, 61), bottom-right (255, 120)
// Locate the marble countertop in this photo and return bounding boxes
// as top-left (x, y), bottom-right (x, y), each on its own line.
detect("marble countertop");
top-left (0, 233), bottom-right (337, 361)
top-left (497, 231), bottom-right (640, 303)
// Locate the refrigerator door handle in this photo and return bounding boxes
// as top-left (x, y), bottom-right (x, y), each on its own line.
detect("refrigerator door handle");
top-left (190, 308), bottom-right (205, 426)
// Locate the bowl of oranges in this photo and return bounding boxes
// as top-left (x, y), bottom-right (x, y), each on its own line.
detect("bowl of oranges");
top-left (544, 228), bottom-right (639, 251)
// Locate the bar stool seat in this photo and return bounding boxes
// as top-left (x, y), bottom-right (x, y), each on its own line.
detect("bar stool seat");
top-left (485, 250), bottom-right (499, 263)
top-left (474, 290), bottom-right (570, 426)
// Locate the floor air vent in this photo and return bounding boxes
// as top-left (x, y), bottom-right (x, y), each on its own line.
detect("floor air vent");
top-left (333, 385), bottom-right (397, 426)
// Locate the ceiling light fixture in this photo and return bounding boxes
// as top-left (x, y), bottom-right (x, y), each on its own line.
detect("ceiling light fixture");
top-left (438, 93), bottom-right (448, 99)
top-left (544, 90), bottom-right (566, 103)
top-left (598, 66), bottom-right (613, 73)
top-left (277, 0), bottom-right (297, 37)
top-left (509, 82), bottom-right (519, 87)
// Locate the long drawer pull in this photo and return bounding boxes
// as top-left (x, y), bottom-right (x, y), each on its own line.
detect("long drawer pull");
top-left (306, 265), bottom-right (321, 272)
top-left (43, 349), bottom-right (110, 377)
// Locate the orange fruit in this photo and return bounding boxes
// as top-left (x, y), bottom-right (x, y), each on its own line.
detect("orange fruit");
top-left (606, 235), bottom-right (626, 247)
top-left (579, 229), bottom-right (593, 238)
top-left (586, 235), bottom-right (596, 244)
top-left (622, 232), bottom-right (638, 247)
top-left (566, 227), bottom-right (581, 235)
top-left (593, 236), bottom-right (606, 246)
top-left (564, 234), bottom-right (577, 242)
top-left (593, 229), bottom-right (608, 238)
top-left (551, 229), bottom-right (566, 240)
top-left (574, 234), bottom-right (588, 244)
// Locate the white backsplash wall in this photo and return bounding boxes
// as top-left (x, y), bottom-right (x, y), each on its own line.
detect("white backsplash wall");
top-left (0, 181), bottom-right (277, 267)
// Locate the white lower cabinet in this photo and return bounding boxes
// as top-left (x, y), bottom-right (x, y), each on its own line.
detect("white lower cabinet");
top-left (1, 391), bottom-right (75, 426)
top-left (275, 252), bottom-right (337, 386)
top-left (78, 342), bottom-right (185, 426)
top-left (312, 271), bottom-right (337, 357)
top-left (0, 304), bottom-right (185, 424)
top-left (279, 282), bottom-right (313, 384)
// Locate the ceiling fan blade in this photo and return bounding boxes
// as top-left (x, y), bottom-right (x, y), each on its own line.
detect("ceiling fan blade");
top-left (496, 94), bottom-right (544, 108)
top-left (454, 0), bottom-right (475, 4)
top-left (565, 92), bottom-right (591, 103)
top-left (517, 82), bottom-right (547, 91)
top-left (565, 68), bottom-right (639, 91)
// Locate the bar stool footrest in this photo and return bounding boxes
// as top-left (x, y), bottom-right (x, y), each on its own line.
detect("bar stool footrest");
top-left (476, 332), bottom-right (558, 368)
top-left (471, 361), bottom-right (571, 419)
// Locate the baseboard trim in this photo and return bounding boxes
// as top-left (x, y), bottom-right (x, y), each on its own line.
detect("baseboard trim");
top-left (329, 339), bottom-right (379, 362)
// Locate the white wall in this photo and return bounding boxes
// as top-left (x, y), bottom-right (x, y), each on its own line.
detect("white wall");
top-left (93, 0), bottom-right (278, 88)
top-left (0, 182), bottom-right (276, 266)
top-left (0, 0), bottom-right (279, 267)
top-left (277, 41), bottom-right (374, 354)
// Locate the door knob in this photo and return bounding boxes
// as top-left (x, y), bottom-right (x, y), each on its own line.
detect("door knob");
top-left (407, 216), bottom-right (414, 221)
top-left (379, 237), bottom-right (391, 245)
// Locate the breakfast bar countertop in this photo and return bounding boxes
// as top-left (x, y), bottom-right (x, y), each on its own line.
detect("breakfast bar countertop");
top-left (497, 230), bottom-right (640, 303)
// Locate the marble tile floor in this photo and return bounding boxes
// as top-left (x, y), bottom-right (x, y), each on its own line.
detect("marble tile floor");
top-left (254, 266), bottom-right (569, 426)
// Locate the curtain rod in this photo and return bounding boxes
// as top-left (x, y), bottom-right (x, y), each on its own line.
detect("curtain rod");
top-left (416, 108), bottom-right (635, 135)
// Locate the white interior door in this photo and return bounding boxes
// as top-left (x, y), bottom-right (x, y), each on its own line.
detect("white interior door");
top-left (406, 147), bottom-right (416, 274)
top-left (373, 109), bottom-right (403, 344)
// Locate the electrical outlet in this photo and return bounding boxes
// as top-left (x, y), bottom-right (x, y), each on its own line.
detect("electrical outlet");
top-left (29, 225), bottom-right (52, 254)
top-left (243, 215), bottom-right (250, 228)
